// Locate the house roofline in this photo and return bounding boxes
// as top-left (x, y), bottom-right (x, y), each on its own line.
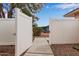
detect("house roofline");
top-left (64, 8), bottom-right (79, 17)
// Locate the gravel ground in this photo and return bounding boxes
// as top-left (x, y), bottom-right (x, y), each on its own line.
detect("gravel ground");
top-left (0, 45), bottom-right (15, 56)
top-left (51, 44), bottom-right (79, 56)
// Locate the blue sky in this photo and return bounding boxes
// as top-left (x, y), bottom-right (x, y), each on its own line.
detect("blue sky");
top-left (2, 3), bottom-right (79, 27)
top-left (2, 3), bottom-right (10, 13)
top-left (35, 3), bottom-right (79, 27)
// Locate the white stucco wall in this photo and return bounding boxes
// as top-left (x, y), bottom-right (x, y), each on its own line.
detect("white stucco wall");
top-left (0, 19), bottom-right (15, 45)
top-left (49, 19), bottom-right (79, 44)
top-left (15, 8), bottom-right (32, 55)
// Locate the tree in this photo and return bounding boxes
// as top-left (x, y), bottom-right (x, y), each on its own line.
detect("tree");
top-left (0, 3), bottom-right (44, 19)
top-left (33, 22), bottom-right (42, 41)
top-left (0, 4), bottom-right (5, 18)
top-left (8, 3), bottom-right (16, 18)
top-left (8, 3), bottom-right (44, 20)
top-left (33, 22), bottom-right (42, 36)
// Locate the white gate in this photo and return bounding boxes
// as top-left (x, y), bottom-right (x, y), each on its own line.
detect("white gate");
top-left (15, 8), bottom-right (32, 55)
top-left (0, 8), bottom-right (32, 56)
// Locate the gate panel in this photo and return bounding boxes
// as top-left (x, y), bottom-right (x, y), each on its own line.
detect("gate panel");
top-left (16, 8), bottom-right (32, 55)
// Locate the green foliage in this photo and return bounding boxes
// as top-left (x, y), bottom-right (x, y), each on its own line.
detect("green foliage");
top-left (33, 22), bottom-right (42, 36)
top-left (21, 9), bottom-right (32, 17)
top-left (33, 26), bottom-right (42, 36)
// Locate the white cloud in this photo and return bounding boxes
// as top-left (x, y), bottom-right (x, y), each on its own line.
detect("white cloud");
top-left (55, 3), bottom-right (79, 9)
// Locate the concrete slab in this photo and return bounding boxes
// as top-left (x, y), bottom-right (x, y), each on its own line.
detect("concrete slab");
top-left (24, 37), bottom-right (53, 56)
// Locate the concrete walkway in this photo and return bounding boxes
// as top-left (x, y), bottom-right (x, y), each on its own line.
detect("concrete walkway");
top-left (24, 37), bottom-right (53, 56)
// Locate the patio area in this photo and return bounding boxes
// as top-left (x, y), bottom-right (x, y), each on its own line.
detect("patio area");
top-left (24, 37), bottom-right (54, 56)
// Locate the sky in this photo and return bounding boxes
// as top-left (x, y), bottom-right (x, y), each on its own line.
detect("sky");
top-left (2, 3), bottom-right (10, 13)
top-left (2, 3), bottom-right (15, 18)
top-left (2, 3), bottom-right (79, 27)
top-left (35, 3), bottom-right (79, 27)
